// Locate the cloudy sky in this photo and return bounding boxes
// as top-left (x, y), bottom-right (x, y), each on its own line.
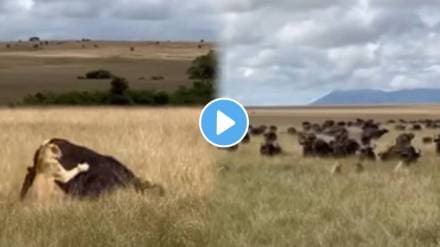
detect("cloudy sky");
top-left (0, 0), bottom-right (225, 41)
top-left (220, 0), bottom-right (440, 105)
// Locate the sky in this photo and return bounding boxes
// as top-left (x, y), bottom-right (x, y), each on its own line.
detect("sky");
top-left (1, 0), bottom-right (440, 105)
top-left (219, 0), bottom-right (440, 105)
top-left (0, 0), bottom-right (224, 41)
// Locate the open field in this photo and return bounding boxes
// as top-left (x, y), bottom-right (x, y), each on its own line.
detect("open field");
top-left (212, 105), bottom-right (440, 246)
top-left (3, 105), bottom-right (440, 246)
top-left (0, 108), bottom-right (215, 246)
top-left (0, 41), bottom-right (213, 104)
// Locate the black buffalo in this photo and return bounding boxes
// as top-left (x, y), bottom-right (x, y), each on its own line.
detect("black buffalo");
top-left (260, 128), bottom-right (282, 156)
top-left (434, 135), bottom-right (440, 154)
top-left (379, 133), bottom-right (421, 164)
top-left (297, 119), bottom-right (387, 159)
top-left (20, 138), bottom-right (163, 200)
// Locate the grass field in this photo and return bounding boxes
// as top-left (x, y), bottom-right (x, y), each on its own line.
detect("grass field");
top-left (0, 41), bottom-right (213, 104)
top-left (211, 105), bottom-right (440, 246)
top-left (0, 108), bottom-right (215, 246)
top-left (2, 106), bottom-right (440, 246)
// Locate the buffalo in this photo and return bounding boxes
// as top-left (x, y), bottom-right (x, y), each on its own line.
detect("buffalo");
top-left (379, 133), bottom-right (421, 164)
top-left (21, 138), bottom-right (164, 200)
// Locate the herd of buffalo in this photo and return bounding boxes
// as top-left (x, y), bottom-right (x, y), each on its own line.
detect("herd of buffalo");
top-left (231, 118), bottom-right (440, 165)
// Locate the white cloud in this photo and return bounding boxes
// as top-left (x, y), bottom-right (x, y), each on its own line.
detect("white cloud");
top-left (0, 0), bottom-right (223, 41)
top-left (220, 0), bottom-right (440, 105)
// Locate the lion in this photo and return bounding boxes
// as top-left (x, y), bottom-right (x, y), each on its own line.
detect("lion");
top-left (21, 140), bottom-right (89, 205)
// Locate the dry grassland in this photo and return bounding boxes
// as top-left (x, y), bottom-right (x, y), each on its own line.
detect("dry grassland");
top-left (0, 41), bottom-right (213, 104)
top-left (0, 107), bottom-right (215, 246)
top-left (211, 105), bottom-right (440, 246)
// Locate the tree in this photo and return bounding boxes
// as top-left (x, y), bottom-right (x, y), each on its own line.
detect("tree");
top-left (110, 77), bottom-right (129, 95)
top-left (29, 37), bottom-right (40, 42)
top-left (187, 50), bottom-right (217, 81)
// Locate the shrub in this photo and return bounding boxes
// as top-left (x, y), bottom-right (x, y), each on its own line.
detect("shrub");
top-left (109, 94), bottom-right (133, 105)
top-left (129, 90), bottom-right (155, 105)
top-left (85, 69), bottom-right (113, 79)
top-left (171, 86), bottom-right (196, 105)
top-left (153, 91), bottom-right (170, 105)
top-left (151, 75), bottom-right (165, 81)
top-left (22, 91), bottom-right (109, 105)
top-left (110, 77), bottom-right (129, 95)
top-left (187, 50), bottom-right (217, 80)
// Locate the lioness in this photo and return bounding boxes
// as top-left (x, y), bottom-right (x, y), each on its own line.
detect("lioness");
top-left (21, 140), bottom-right (89, 205)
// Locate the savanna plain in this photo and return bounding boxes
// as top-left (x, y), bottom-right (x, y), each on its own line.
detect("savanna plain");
top-left (0, 108), bottom-right (215, 246)
top-left (215, 105), bottom-right (440, 247)
top-left (0, 40), bottom-right (212, 104)
top-left (2, 106), bottom-right (440, 246)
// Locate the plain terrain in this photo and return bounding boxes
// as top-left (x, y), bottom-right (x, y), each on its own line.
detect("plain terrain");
top-left (212, 105), bottom-right (440, 246)
top-left (2, 106), bottom-right (440, 246)
top-left (0, 41), bottom-right (212, 104)
top-left (0, 108), bottom-right (215, 246)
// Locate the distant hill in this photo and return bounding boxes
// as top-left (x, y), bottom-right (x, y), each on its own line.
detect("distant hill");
top-left (311, 88), bottom-right (440, 105)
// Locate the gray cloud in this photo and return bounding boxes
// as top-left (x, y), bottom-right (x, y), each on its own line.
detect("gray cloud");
top-left (220, 0), bottom-right (440, 105)
top-left (0, 0), bottom-right (222, 41)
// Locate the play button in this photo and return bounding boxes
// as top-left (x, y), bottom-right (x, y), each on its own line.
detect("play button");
top-left (216, 110), bottom-right (235, 135)
top-left (199, 98), bottom-right (249, 148)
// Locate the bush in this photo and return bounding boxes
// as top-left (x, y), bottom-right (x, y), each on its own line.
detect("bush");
top-left (153, 91), bottom-right (170, 105)
top-left (151, 75), bottom-right (165, 81)
top-left (85, 69), bottom-right (113, 79)
top-left (22, 91), bottom-right (109, 105)
top-left (129, 90), bottom-right (155, 105)
top-left (110, 77), bottom-right (129, 95)
top-left (187, 50), bottom-right (217, 80)
top-left (109, 94), bottom-right (133, 105)
top-left (170, 81), bottom-right (214, 105)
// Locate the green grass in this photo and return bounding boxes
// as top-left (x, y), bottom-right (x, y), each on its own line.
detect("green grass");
top-left (205, 130), bottom-right (440, 246)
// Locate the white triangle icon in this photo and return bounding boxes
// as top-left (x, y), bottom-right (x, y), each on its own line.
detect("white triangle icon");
top-left (216, 110), bottom-right (235, 135)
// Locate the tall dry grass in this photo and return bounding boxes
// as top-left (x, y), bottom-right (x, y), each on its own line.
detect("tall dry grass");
top-left (0, 107), bottom-right (215, 246)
